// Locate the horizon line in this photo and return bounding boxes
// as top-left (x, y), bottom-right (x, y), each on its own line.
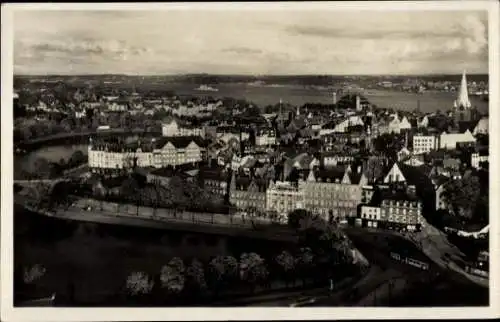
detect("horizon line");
top-left (14, 72), bottom-right (490, 77)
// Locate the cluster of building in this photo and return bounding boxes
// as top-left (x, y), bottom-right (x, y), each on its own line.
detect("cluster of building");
top-left (85, 70), bottom-right (488, 233)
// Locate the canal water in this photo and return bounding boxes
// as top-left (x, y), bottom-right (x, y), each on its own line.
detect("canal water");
top-left (14, 208), bottom-right (294, 305)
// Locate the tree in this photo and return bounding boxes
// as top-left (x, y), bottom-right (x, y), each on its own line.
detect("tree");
top-left (120, 176), bottom-right (141, 215)
top-left (126, 271), bottom-right (154, 296)
top-left (295, 247), bottom-right (314, 286)
top-left (69, 150), bottom-right (86, 167)
top-left (208, 255), bottom-right (238, 295)
top-left (288, 209), bottom-right (312, 229)
top-left (33, 157), bottom-right (51, 178)
top-left (275, 251), bottom-right (296, 287)
top-left (239, 253), bottom-right (268, 292)
top-left (441, 176), bottom-right (481, 220)
top-left (23, 264), bottom-right (46, 284)
top-left (160, 257), bottom-right (185, 295)
top-left (186, 259), bottom-right (207, 294)
top-left (268, 210), bottom-right (280, 224)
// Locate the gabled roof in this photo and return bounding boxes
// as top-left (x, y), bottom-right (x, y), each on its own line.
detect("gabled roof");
top-left (154, 136), bottom-right (208, 149)
top-left (312, 166), bottom-right (346, 183)
top-left (458, 120), bottom-right (479, 133)
top-left (396, 162), bottom-right (433, 188)
top-left (433, 175), bottom-right (451, 188)
top-left (348, 169), bottom-right (365, 185)
top-left (232, 174), bottom-right (268, 192)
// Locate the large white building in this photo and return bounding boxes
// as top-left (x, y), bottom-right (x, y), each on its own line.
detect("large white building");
top-left (360, 205), bottom-right (382, 228)
top-left (266, 181), bottom-right (305, 217)
top-left (162, 119), bottom-right (205, 138)
top-left (439, 130), bottom-right (476, 150)
top-left (320, 116), bottom-right (364, 135)
top-left (413, 135), bottom-right (438, 155)
top-left (298, 165), bottom-right (366, 219)
top-left (88, 136), bottom-right (207, 170)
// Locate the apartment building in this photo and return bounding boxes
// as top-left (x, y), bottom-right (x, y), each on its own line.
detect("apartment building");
top-left (229, 172), bottom-right (268, 212)
top-left (162, 119), bottom-right (205, 138)
top-left (413, 135), bottom-right (437, 155)
top-left (198, 163), bottom-right (231, 200)
top-left (379, 190), bottom-right (423, 232)
top-left (439, 130), bottom-right (476, 150)
top-left (88, 136), bottom-right (207, 170)
top-left (298, 165), bottom-right (367, 220)
top-left (266, 181), bottom-right (305, 217)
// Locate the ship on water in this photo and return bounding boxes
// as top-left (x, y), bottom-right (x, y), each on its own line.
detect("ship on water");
top-left (194, 84), bottom-right (219, 92)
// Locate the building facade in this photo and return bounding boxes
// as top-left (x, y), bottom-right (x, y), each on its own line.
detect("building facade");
top-left (229, 173), bottom-right (268, 212)
top-left (360, 205), bottom-right (382, 228)
top-left (471, 152), bottom-right (489, 169)
top-left (162, 119), bottom-right (205, 137)
top-left (298, 166), bottom-right (366, 220)
top-left (88, 137), bottom-right (206, 170)
top-left (413, 135), bottom-right (437, 155)
top-left (380, 197), bottom-right (423, 231)
top-left (255, 128), bottom-right (277, 147)
top-left (266, 181), bottom-right (305, 217)
top-left (439, 130), bottom-right (476, 150)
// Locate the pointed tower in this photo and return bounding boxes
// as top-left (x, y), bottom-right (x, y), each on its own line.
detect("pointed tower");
top-left (454, 70), bottom-right (472, 110)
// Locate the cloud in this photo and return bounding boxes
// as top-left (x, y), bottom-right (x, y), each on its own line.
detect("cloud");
top-left (222, 47), bottom-right (263, 55)
top-left (12, 10), bottom-right (488, 75)
top-left (15, 38), bottom-right (153, 63)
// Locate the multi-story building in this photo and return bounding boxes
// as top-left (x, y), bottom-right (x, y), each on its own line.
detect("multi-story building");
top-left (321, 152), bottom-right (355, 167)
top-left (298, 164), bottom-right (367, 220)
top-left (199, 163), bottom-right (231, 200)
top-left (88, 136), bottom-right (207, 170)
top-left (162, 119), bottom-right (205, 138)
top-left (385, 114), bottom-right (412, 134)
top-left (359, 205), bottom-right (382, 228)
top-left (319, 116), bottom-right (364, 135)
top-left (471, 151), bottom-right (489, 169)
top-left (266, 181), bottom-right (305, 218)
top-left (413, 134), bottom-right (437, 155)
top-left (439, 130), bottom-right (476, 150)
top-left (229, 172), bottom-right (268, 212)
top-left (255, 127), bottom-right (277, 147)
top-left (107, 102), bottom-right (129, 112)
top-left (379, 189), bottom-right (423, 232)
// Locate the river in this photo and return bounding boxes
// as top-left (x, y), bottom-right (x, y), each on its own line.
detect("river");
top-left (170, 83), bottom-right (489, 114)
top-left (14, 144), bottom-right (89, 179)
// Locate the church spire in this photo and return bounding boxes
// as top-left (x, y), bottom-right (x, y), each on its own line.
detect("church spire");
top-left (455, 70), bottom-right (471, 109)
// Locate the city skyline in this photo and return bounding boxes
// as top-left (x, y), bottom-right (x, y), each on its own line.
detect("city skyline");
top-left (13, 9), bottom-right (488, 76)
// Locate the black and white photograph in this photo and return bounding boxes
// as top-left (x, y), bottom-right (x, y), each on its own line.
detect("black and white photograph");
top-left (1, 1), bottom-right (499, 320)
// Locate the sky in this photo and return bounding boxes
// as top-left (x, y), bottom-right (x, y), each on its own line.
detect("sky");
top-left (13, 9), bottom-right (489, 75)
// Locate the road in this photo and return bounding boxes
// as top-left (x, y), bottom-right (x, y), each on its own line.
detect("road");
top-left (269, 226), bottom-right (487, 307)
top-left (17, 198), bottom-right (298, 242)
